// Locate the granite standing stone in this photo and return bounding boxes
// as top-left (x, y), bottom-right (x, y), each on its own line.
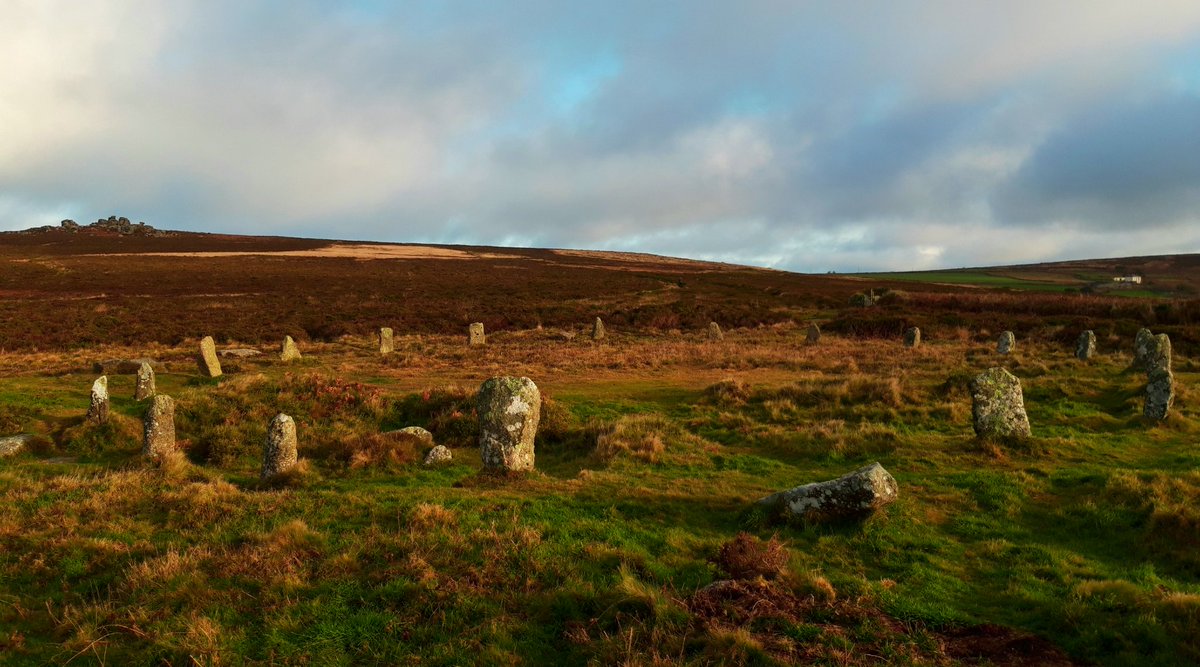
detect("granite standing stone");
top-left (969, 367), bottom-right (1031, 438)
top-left (142, 394), bottom-right (176, 458)
top-left (1075, 330), bottom-right (1097, 361)
top-left (755, 462), bottom-right (898, 524)
top-left (135, 361), bottom-right (156, 400)
top-left (592, 317), bottom-right (606, 341)
top-left (1145, 333), bottom-right (1171, 373)
top-left (707, 322), bottom-right (724, 341)
top-left (904, 327), bottom-right (921, 348)
top-left (1144, 367), bottom-right (1175, 421)
top-left (806, 323), bottom-right (821, 344)
top-left (261, 413), bottom-right (299, 479)
top-left (87, 376), bottom-right (109, 424)
top-left (423, 445), bottom-right (453, 466)
top-left (1134, 327), bottom-right (1155, 367)
top-left (997, 331), bottom-right (1016, 355)
top-left (477, 376), bottom-right (540, 472)
top-left (198, 336), bottom-right (223, 377)
top-left (279, 335), bottom-right (302, 362)
top-left (469, 322), bottom-right (486, 346)
top-left (379, 327), bottom-right (394, 355)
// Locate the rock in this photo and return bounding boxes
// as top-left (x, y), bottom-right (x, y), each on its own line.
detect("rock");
top-left (387, 426), bottom-right (434, 446)
top-left (1144, 367), bottom-right (1175, 421)
top-left (754, 462), bottom-right (898, 524)
top-left (477, 376), bottom-right (540, 472)
top-left (1144, 333), bottom-right (1171, 373)
top-left (134, 361), bottom-right (156, 400)
top-left (142, 394), bottom-right (176, 458)
top-left (1075, 330), bottom-right (1096, 361)
top-left (379, 327), bottom-right (394, 355)
top-left (806, 323), bottom-right (821, 344)
top-left (218, 348), bottom-right (261, 358)
top-left (707, 322), bottom-right (724, 341)
top-left (1134, 327), bottom-right (1155, 367)
top-left (87, 376), bottom-right (109, 424)
top-left (423, 444), bottom-right (453, 466)
top-left (849, 292), bottom-right (877, 307)
top-left (904, 327), bottom-right (921, 348)
top-left (969, 367), bottom-right (1031, 438)
top-left (92, 358), bottom-right (166, 375)
top-left (261, 413), bottom-right (298, 479)
top-left (997, 331), bottom-right (1016, 355)
top-left (0, 434), bottom-right (33, 457)
top-left (592, 317), bottom-right (606, 341)
top-left (279, 335), bottom-right (302, 362)
top-left (469, 322), bottom-right (486, 346)
top-left (198, 336), bottom-right (223, 377)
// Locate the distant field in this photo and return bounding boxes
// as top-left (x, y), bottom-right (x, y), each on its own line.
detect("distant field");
top-left (854, 271), bottom-right (1076, 292)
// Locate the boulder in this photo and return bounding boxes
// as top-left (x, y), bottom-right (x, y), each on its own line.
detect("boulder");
top-left (1134, 327), bottom-right (1155, 367)
top-left (469, 322), bottom-right (486, 346)
top-left (997, 331), bottom-right (1016, 355)
top-left (592, 317), bottom-right (606, 341)
top-left (142, 394), bottom-right (176, 458)
top-left (904, 327), bottom-right (921, 348)
top-left (0, 434), bottom-right (33, 458)
top-left (1144, 367), bottom-right (1175, 421)
top-left (477, 376), bottom-right (540, 472)
top-left (261, 413), bottom-right (298, 479)
top-left (279, 335), bottom-right (302, 362)
top-left (218, 348), bottom-right (261, 358)
top-left (92, 358), bottom-right (165, 375)
top-left (707, 322), bottom-right (724, 342)
top-left (379, 327), bottom-right (394, 355)
top-left (1145, 333), bottom-right (1171, 373)
top-left (423, 445), bottom-right (453, 466)
top-left (134, 361), bottom-right (156, 400)
top-left (754, 462), bottom-right (898, 524)
top-left (806, 323), bottom-right (821, 344)
top-left (969, 367), bottom-right (1031, 438)
top-left (198, 336), bottom-right (223, 377)
top-left (387, 426), bottom-right (434, 446)
top-left (87, 376), bottom-right (109, 424)
top-left (1075, 330), bottom-right (1097, 361)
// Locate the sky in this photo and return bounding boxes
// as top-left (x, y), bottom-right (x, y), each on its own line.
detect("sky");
top-left (2, 1), bottom-right (1199, 272)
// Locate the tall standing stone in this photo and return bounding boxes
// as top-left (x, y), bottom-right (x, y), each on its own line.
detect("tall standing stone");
top-left (469, 322), bottom-right (486, 346)
top-left (1145, 333), bottom-right (1171, 373)
top-left (477, 377), bottom-right (540, 472)
top-left (134, 361), bottom-right (156, 400)
top-left (198, 336), bottom-right (223, 378)
top-left (142, 394), bottom-right (176, 458)
top-left (997, 331), bottom-right (1016, 355)
top-left (261, 413), bottom-right (299, 479)
top-left (1075, 330), bottom-right (1097, 361)
top-left (1144, 367), bottom-right (1175, 421)
top-left (279, 335), bottom-right (302, 362)
top-left (592, 317), bottom-right (606, 341)
top-left (87, 376), bottom-right (109, 424)
top-left (379, 327), bottom-right (394, 355)
top-left (904, 327), bottom-right (921, 348)
top-left (969, 367), bottom-right (1031, 438)
top-left (1134, 328), bottom-right (1155, 368)
top-left (806, 323), bottom-right (821, 345)
top-left (707, 322), bottom-right (724, 342)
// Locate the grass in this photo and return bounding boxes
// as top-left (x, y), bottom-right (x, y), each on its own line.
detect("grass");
top-left (1, 328), bottom-right (1198, 665)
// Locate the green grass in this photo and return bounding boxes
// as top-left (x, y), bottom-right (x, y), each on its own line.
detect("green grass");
top-left (853, 270), bottom-right (1075, 291)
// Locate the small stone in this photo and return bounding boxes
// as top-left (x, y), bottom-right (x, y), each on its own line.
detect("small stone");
top-left (388, 426), bottom-right (434, 446)
top-left (142, 394), bottom-right (176, 458)
top-left (379, 327), bottom-right (394, 355)
top-left (87, 376), bottom-right (109, 424)
top-left (969, 367), bottom-right (1031, 438)
top-left (1134, 327), bottom-right (1155, 367)
top-left (198, 336), bottom-right (223, 377)
top-left (477, 376), bottom-right (540, 472)
top-left (997, 331), bottom-right (1016, 355)
top-left (0, 435), bottom-right (33, 457)
top-left (1144, 367), bottom-right (1175, 421)
top-left (1075, 330), bottom-right (1097, 361)
top-left (1144, 333), bottom-right (1171, 373)
top-left (707, 322), bottom-right (724, 341)
top-left (755, 462), bottom-right (898, 524)
top-left (592, 317), bottom-right (606, 341)
top-left (423, 445), bottom-right (453, 466)
top-left (261, 413), bottom-right (299, 479)
top-left (469, 322), bottom-right (486, 346)
top-left (279, 335), bottom-right (302, 362)
top-left (904, 327), bottom-right (921, 348)
top-left (806, 323), bottom-right (821, 344)
top-left (135, 361), bottom-right (156, 400)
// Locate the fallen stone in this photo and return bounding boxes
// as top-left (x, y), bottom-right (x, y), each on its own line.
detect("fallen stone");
top-left (478, 376), bottom-right (540, 472)
top-left (261, 413), bottom-right (298, 479)
top-left (1144, 367), bottom-right (1174, 421)
top-left (218, 348), bottom-right (261, 358)
top-left (592, 317), bottom-right (606, 341)
top-left (0, 435), bottom-right (33, 457)
top-left (198, 336), bottom-right (223, 377)
top-left (707, 322), bottom-right (724, 341)
top-left (1075, 330), bottom-right (1096, 361)
top-left (142, 394), bottom-right (176, 458)
top-left (997, 331), bottom-right (1016, 355)
top-left (806, 323), bottom-right (821, 344)
top-left (279, 335), bottom-right (302, 362)
top-left (87, 376), bottom-right (109, 424)
top-left (92, 358), bottom-right (166, 375)
top-left (469, 322), bottom-right (486, 346)
top-left (904, 327), bottom-right (921, 348)
top-left (969, 367), bottom-right (1031, 438)
top-left (755, 462), bottom-right (898, 524)
top-left (135, 361), bottom-right (156, 400)
top-left (387, 426), bottom-right (434, 446)
top-left (379, 327), bottom-right (394, 355)
top-left (423, 444), bottom-right (453, 466)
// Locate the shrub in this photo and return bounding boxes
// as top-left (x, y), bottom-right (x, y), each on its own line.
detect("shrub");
top-left (714, 532), bottom-right (789, 581)
top-left (704, 378), bottom-right (752, 408)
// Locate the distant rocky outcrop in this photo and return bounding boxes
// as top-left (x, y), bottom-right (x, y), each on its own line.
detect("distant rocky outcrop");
top-left (14, 216), bottom-right (175, 237)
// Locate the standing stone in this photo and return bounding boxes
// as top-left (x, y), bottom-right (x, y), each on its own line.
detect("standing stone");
top-left (134, 361), bottom-right (156, 400)
top-left (423, 445), bottom-right (453, 466)
top-left (806, 323), bottom-right (821, 344)
top-left (707, 322), bottom-right (724, 342)
top-left (1134, 328), bottom-right (1155, 368)
top-left (754, 462), bottom-right (898, 524)
top-left (1075, 330), bottom-right (1097, 361)
top-left (1144, 367), bottom-right (1175, 421)
top-left (261, 413), bottom-right (299, 479)
top-left (142, 394), bottom-right (176, 458)
top-left (279, 335), bottom-right (302, 362)
top-left (1145, 333), bottom-right (1172, 373)
top-left (87, 376), bottom-right (109, 424)
top-left (997, 331), bottom-right (1016, 355)
top-left (904, 327), bottom-right (921, 348)
top-left (469, 322), bottom-right (486, 346)
top-left (477, 377), bottom-right (540, 472)
top-left (592, 317), bottom-right (606, 341)
top-left (969, 367), bottom-right (1031, 438)
top-left (198, 336), bottom-right (223, 378)
top-left (379, 327), bottom-right (394, 355)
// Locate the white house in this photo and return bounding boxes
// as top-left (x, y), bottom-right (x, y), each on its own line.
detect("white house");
top-left (1112, 275), bottom-right (1142, 284)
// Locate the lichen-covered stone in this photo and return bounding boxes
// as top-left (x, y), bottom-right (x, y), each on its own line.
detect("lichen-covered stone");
top-left (904, 327), bottom-right (921, 348)
top-left (389, 426), bottom-right (434, 446)
top-left (1134, 327), bottom-right (1155, 367)
top-left (0, 435), bottom-right (33, 458)
top-left (87, 376), bottom-right (109, 424)
top-left (1144, 333), bottom-right (1171, 373)
top-left (755, 462), bottom-right (898, 524)
top-left (142, 394), bottom-right (176, 458)
top-left (219, 348), bottom-right (261, 358)
top-left (477, 376), bottom-right (540, 472)
top-left (592, 317), bottom-right (606, 340)
top-left (279, 335), bottom-right (302, 362)
top-left (1075, 330), bottom-right (1096, 361)
top-left (135, 361), bottom-right (156, 400)
top-left (198, 336), bottom-right (223, 377)
top-left (423, 445), bottom-right (453, 466)
top-left (469, 322), bottom-right (486, 346)
top-left (997, 331), bottom-right (1016, 355)
top-left (1144, 367), bottom-right (1174, 421)
top-left (707, 322), bottom-right (724, 341)
top-left (379, 327), bottom-right (394, 354)
top-left (261, 413), bottom-right (298, 479)
top-left (969, 367), bottom-right (1031, 438)
top-left (806, 323), bottom-right (821, 344)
